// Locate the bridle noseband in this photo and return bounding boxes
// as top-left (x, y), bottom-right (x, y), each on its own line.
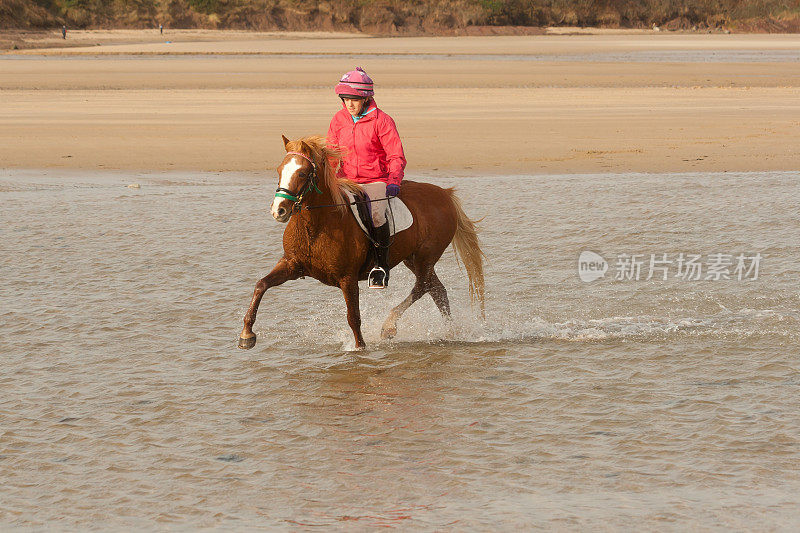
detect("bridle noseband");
top-left (275, 151), bottom-right (321, 212)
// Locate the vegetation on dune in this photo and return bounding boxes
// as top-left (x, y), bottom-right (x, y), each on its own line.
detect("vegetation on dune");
top-left (1, 0), bottom-right (799, 32)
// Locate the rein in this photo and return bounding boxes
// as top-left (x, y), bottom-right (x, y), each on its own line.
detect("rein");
top-left (308, 193), bottom-right (398, 248)
top-left (274, 151), bottom-right (394, 211)
top-left (305, 195), bottom-right (394, 211)
top-left (273, 149), bottom-right (395, 247)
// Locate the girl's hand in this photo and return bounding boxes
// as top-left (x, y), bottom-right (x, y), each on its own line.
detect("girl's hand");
top-left (386, 184), bottom-right (400, 197)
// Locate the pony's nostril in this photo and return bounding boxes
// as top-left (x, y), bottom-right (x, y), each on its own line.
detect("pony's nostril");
top-left (277, 207), bottom-right (286, 217)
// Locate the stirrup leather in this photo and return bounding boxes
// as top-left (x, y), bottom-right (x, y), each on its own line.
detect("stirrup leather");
top-left (368, 266), bottom-right (388, 289)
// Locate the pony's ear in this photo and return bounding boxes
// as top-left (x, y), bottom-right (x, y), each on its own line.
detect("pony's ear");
top-left (282, 135), bottom-right (290, 150)
top-left (299, 140), bottom-right (312, 155)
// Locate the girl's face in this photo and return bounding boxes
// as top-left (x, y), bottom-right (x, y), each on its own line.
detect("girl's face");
top-left (342, 97), bottom-right (366, 117)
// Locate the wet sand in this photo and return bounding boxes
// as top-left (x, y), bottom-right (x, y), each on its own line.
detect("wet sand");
top-left (1, 31), bottom-right (799, 175)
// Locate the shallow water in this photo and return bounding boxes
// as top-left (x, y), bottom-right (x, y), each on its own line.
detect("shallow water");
top-left (1, 170), bottom-right (799, 529)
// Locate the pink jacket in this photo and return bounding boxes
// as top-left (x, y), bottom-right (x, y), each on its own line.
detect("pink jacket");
top-left (327, 100), bottom-right (406, 186)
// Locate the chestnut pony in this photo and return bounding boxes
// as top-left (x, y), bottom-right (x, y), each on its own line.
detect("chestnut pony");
top-left (238, 135), bottom-right (485, 349)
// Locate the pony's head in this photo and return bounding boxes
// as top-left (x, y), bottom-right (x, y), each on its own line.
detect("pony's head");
top-left (271, 135), bottom-right (356, 223)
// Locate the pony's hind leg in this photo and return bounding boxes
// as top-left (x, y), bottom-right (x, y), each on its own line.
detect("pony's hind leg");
top-left (381, 261), bottom-right (453, 340)
top-left (427, 269), bottom-right (456, 340)
top-left (427, 270), bottom-right (451, 319)
top-left (380, 276), bottom-right (427, 340)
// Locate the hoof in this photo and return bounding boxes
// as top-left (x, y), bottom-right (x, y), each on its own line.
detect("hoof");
top-left (238, 335), bottom-right (256, 350)
top-left (380, 325), bottom-right (397, 340)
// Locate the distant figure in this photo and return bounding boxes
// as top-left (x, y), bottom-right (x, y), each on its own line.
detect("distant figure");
top-left (62, 25), bottom-right (66, 40)
top-left (159, 24), bottom-right (163, 35)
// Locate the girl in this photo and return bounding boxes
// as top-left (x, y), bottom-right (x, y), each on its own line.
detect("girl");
top-left (327, 67), bottom-right (406, 289)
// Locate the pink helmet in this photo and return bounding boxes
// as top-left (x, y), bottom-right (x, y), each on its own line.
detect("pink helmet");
top-left (335, 67), bottom-right (374, 99)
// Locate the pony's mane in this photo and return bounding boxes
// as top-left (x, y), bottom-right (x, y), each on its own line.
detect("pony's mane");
top-left (285, 135), bottom-right (362, 213)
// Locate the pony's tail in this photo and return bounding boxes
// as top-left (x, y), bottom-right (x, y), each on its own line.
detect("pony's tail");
top-left (448, 191), bottom-right (486, 319)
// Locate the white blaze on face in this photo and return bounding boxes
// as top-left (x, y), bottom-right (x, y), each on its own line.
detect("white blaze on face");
top-left (271, 157), bottom-right (303, 220)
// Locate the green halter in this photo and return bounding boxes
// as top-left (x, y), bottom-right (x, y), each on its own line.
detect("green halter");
top-left (274, 151), bottom-right (322, 207)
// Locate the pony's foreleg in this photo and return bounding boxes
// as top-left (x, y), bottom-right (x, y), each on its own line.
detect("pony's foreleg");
top-left (238, 258), bottom-right (299, 349)
top-left (340, 278), bottom-right (366, 349)
top-left (380, 278), bottom-right (427, 340)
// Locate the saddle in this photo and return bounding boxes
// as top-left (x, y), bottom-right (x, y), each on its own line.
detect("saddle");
top-left (343, 190), bottom-right (414, 238)
top-left (344, 189), bottom-right (414, 279)
top-left (352, 189), bottom-right (376, 235)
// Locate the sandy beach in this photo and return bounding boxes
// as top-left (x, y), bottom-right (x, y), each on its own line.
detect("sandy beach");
top-left (1, 31), bottom-right (799, 175)
top-left (3, 29), bottom-right (800, 531)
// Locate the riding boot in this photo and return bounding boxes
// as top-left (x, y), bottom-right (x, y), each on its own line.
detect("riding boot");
top-left (368, 222), bottom-right (391, 289)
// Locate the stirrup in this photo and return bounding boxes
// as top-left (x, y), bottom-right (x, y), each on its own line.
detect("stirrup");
top-left (368, 267), bottom-right (388, 289)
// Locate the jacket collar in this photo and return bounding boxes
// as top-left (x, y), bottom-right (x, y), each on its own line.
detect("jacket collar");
top-left (341, 99), bottom-right (378, 123)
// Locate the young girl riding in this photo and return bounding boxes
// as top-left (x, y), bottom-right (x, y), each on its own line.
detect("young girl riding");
top-left (327, 67), bottom-right (406, 289)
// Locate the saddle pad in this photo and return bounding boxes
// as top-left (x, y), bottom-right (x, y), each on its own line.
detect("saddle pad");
top-left (344, 190), bottom-right (414, 237)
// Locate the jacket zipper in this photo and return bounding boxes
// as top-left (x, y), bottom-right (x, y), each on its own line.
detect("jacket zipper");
top-left (352, 121), bottom-right (358, 178)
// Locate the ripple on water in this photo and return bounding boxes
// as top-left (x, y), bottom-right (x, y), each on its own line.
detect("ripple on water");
top-left (1, 169), bottom-right (799, 529)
